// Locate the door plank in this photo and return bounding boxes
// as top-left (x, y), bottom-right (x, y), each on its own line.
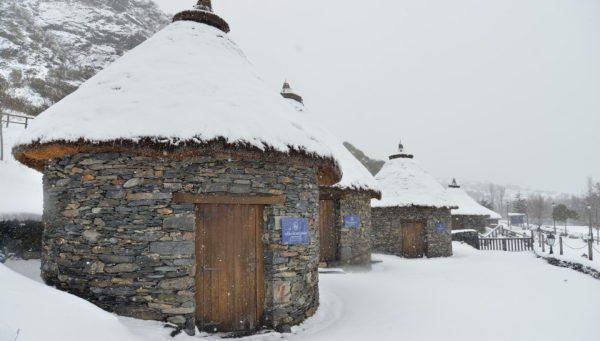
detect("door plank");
top-left (196, 204), bottom-right (264, 332)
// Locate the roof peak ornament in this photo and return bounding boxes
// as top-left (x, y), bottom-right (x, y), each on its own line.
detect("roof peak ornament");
top-left (389, 139), bottom-right (413, 160)
top-left (449, 178), bottom-right (460, 188)
top-left (280, 80), bottom-right (304, 104)
top-left (194, 0), bottom-right (212, 11)
top-left (173, 0), bottom-right (230, 33)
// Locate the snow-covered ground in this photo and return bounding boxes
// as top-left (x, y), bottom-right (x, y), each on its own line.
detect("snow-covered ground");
top-left (0, 122), bottom-right (43, 219)
top-left (3, 242), bottom-right (599, 341)
top-left (492, 223), bottom-right (600, 272)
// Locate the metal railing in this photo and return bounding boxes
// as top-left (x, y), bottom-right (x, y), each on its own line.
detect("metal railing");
top-left (0, 112), bottom-right (35, 161)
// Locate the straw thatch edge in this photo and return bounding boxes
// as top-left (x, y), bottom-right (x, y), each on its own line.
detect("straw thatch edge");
top-left (320, 185), bottom-right (382, 200)
top-left (12, 137), bottom-right (341, 186)
top-left (172, 10), bottom-right (230, 33)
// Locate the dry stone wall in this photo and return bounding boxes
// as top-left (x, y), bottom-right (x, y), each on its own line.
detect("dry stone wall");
top-left (451, 230), bottom-right (480, 249)
top-left (335, 192), bottom-right (372, 267)
top-left (42, 152), bottom-right (321, 334)
top-left (371, 206), bottom-right (453, 258)
top-left (452, 215), bottom-right (488, 233)
top-left (0, 219), bottom-right (43, 259)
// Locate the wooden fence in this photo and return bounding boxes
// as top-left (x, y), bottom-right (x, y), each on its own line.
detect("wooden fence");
top-left (479, 237), bottom-right (534, 251)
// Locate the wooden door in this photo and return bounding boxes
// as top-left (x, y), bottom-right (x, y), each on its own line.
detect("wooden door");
top-left (195, 204), bottom-right (264, 333)
top-left (319, 199), bottom-right (337, 262)
top-left (401, 222), bottom-right (424, 258)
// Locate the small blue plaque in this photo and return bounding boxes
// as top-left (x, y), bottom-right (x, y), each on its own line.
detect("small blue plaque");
top-left (343, 215), bottom-right (361, 229)
top-left (282, 217), bottom-right (310, 245)
top-left (436, 223), bottom-right (446, 233)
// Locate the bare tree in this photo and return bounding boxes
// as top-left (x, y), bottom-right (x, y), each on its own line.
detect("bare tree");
top-left (528, 195), bottom-right (546, 228)
top-left (488, 183), bottom-right (496, 211)
top-left (497, 186), bottom-right (506, 217)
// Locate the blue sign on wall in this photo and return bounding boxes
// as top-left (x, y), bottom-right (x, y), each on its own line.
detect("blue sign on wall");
top-left (435, 223), bottom-right (446, 233)
top-left (282, 217), bottom-right (310, 245)
top-left (343, 215), bottom-right (361, 229)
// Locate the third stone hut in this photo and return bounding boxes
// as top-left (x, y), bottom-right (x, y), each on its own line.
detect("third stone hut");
top-left (446, 179), bottom-right (501, 232)
top-left (371, 143), bottom-right (455, 258)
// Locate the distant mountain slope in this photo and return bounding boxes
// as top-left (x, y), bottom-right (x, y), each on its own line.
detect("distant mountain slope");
top-left (0, 0), bottom-right (168, 116)
top-left (343, 141), bottom-right (385, 176)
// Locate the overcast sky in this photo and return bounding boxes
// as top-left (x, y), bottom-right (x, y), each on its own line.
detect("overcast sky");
top-left (154, 0), bottom-right (600, 194)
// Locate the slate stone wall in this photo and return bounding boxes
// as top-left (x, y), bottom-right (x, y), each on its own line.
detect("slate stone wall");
top-left (371, 206), bottom-right (453, 258)
top-left (0, 219), bottom-right (43, 259)
top-left (42, 152), bottom-right (321, 334)
top-left (452, 215), bottom-right (488, 233)
top-left (334, 192), bottom-right (372, 267)
top-left (451, 230), bottom-right (480, 249)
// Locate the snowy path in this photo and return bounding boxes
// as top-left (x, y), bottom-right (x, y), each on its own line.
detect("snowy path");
top-left (3, 242), bottom-right (600, 341)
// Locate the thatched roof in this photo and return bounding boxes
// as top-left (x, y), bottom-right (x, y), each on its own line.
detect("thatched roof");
top-left (446, 180), bottom-right (502, 219)
top-left (172, 0), bottom-right (230, 33)
top-left (13, 17), bottom-right (341, 184)
top-left (281, 82), bottom-right (380, 199)
top-left (372, 146), bottom-right (456, 209)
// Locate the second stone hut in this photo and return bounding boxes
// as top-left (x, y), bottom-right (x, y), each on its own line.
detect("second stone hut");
top-left (371, 143), bottom-right (455, 258)
top-left (281, 82), bottom-right (381, 267)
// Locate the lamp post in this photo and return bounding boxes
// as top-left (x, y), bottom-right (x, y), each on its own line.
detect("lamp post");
top-left (546, 233), bottom-right (556, 255)
top-left (506, 201), bottom-right (510, 230)
top-left (588, 204), bottom-right (594, 244)
top-left (552, 202), bottom-right (556, 235)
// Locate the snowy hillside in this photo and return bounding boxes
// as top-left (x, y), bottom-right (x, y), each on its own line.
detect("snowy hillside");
top-left (0, 0), bottom-right (168, 117)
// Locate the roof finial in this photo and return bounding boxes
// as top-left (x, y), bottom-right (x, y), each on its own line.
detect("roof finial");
top-left (173, 0), bottom-right (230, 33)
top-left (195, 0), bottom-right (212, 11)
top-left (389, 139), bottom-right (413, 160)
top-left (449, 178), bottom-right (460, 188)
top-left (280, 80), bottom-right (304, 104)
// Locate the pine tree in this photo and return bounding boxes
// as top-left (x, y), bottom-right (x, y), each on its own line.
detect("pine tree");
top-left (512, 193), bottom-right (528, 214)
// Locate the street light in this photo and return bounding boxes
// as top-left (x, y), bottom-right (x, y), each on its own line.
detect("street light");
top-left (546, 233), bottom-right (556, 255)
top-left (506, 201), bottom-right (510, 230)
top-left (588, 204), bottom-right (594, 244)
top-left (552, 202), bottom-right (556, 235)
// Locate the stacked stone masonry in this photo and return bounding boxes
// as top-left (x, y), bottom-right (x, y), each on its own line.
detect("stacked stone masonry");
top-left (334, 192), bottom-right (372, 267)
top-left (451, 230), bottom-right (480, 250)
top-left (371, 206), bottom-right (453, 258)
top-left (452, 215), bottom-right (489, 233)
top-left (0, 219), bottom-right (43, 259)
top-left (41, 152), bottom-right (321, 334)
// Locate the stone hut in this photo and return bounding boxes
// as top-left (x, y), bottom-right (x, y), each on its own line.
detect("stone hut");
top-left (280, 82), bottom-right (381, 268)
top-left (371, 143), bottom-right (455, 258)
top-left (446, 179), bottom-right (501, 233)
top-left (12, 2), bottom-right (342, 335)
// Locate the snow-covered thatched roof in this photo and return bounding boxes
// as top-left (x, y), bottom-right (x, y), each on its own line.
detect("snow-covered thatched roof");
top-left (372, 149), bottom-right (455, 209)
top-left (281, 86), bottom-right (380, 197)
top-left (12, 16), bottom-right (339, 178)
top-left (446, 180), bottom-right (502, 219)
